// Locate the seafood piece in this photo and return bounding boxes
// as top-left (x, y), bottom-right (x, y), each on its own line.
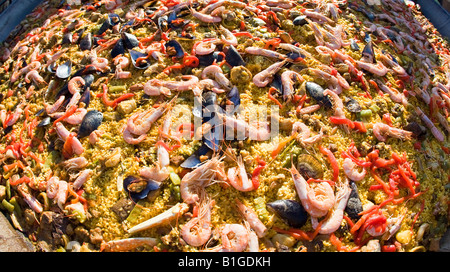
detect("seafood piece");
top-left (372, 123), bottom-right (413, 142)
top-left (181, 156), bottom-right (226, 204)
top-left (245, 47), bottom-right (287, 60)
top-left (227, 155), bottom-right (254, 192)
top-left (266, 199), bottom-right (308, 228)
top-left (343, 158), bottom-right (366, 182)
top-left (100, 238), bottom-right (157, 252)
top-left (415, 107), bottom-right (445, 142)
top-left (296, 154), bottom-right (324, 179)
top-left (123, 176), bottom-right (160, 203)
top-left (56, 60), bottom-right (72, 79)
top-left (235, 199), bottom-right (267, 237)
top-left (355, 61), bottom-right (388, 77)
top-left (17, 184), bottom-right (43, 214)
top-left (165, 39), bottom-right (185, 59)
top-left (224, 45), bottom-right (245, 67)
top-left (252, 60), bottom-right (287, 87)
top-left (126, 103), bottom-right (169, 136)
top-left (281, 70), bottom-right (303, 102)
top-left (61, 156), bottom-right (88, 170)
top-left (72, 169), bottom-right (93, 190)
top-left (181, 198), bottom-right (214, 247)
top-left (77, 110), bottom-right (103, 138)
top-left (202, 65), bottom-right (231, 90)
top-left (128, 203), bottom-right (189, 234)
top-left (55, 122), bottom-right (84, 155)
top-left (345, 180), bottom-right (364, 219)
top-left (304, 82), bottom-right (332, 108)
top-left (289, 163), bottom-right (335, 218)
top-left (220, 224), bottom-right (249, 252)
top-left (311, 180), bottom-right (351, 234)
top-left (129, 50), bottom-right (150, 69)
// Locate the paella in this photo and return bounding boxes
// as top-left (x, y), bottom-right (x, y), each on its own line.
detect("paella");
top-left (0, 0), bottom-right (449, 252)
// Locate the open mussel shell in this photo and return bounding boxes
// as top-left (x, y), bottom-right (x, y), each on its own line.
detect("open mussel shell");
top-left (165, 39), bottom-right (185, 59)
top-left (77, 110), bottom-right (103, 138)
top-left (304, 81), bottom-right (332, 108)
top-left (123, 176), bottom-right (160, 203)
top-left (197, 51), bottom-right (223, 67)
top-left (345, 98), bottom-right (362, 113)
top-left (361, 41), bottom-right (375, 63)
top-left (56, 60), bottom-right (72, 79)
top-left (296, 153), bottom-right (323, 180)
top-left (130, 50), bottom-right (150, 70)
top-left (37, 116), bottom-right (51, 127)
top-left (266, 199), bottom-right (308, 228)
top-left (97, 13), bottom-right (121, 35)
top-left (180, 144), bottom-right (211, 169)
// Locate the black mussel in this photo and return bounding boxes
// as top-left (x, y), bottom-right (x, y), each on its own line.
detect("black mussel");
top-left (97, 13), bottom-right (121, 35)
top-left (345, 180), bottom-right (363, 219)
top-left (35, 108), bottom-right (46, 117)
top-left (123, 176), bottom-right (160, 203)
top-left (121, 32), bottom-right (139, 49)
top-left (181, 144), bottom-right (211, 168)
top-left (296, 154), bottom-right (324, 179)
top-left (197, 52), bottom-right (223, 67)
top-left (305, 82), bottom-right (332, 108)
top-left (202, 92), bottom-right (220, 151)
top-left (130, 50), bottom-right (150, 69)
top-left (286, 51), bottom-right (305, 62)
top-left (82, 74), bottom-right (95, 89)
top-left (350, 39), bottom-right (360, 51)
top-left (224, 86), bottom-right (240, 109)
top-left (79, 33), bottom-right (93, 51)
top-left (62, 32), bottom-right (73, 45)
top-left (225, 45), bottom-right (245, 67)
top-left (56, 60), bottom-right (72, 79)
top-left (270, 73), bottom-right (283, 93)
top-left (364, 33), bottom-right (371, 43)
top-left (158, 15), bottom-right (169, 32)
top-left (293, 15), bottom-right (308, 26)
top-left (77, 110), bottom-right (103, 138)
top-left (37, 117), bottom-right (51, 127)
top-left (111, 38), bottom-right (125, 59)
top-left (361, 41), bottom-right (374, 63)
top-left (79, 89), bottom-right (91, 107)
top-left (404, 121), bottom-right (427, 141)
top-left (345, 98), bottom-right (362, 113)
top-left (165, 39), bottom-right (185, 59)
top-left (266, 199), bottom-right (308, 228)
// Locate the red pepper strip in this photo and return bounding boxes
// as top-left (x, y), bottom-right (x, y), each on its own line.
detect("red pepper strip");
top-left (163, 64), bottom-right (185, 74)
top-left (319, 145), bottom-right (339, 183)
top-left (442, 146), bottom-right (450, 154)
top-left (295, 94), bottom-right (307, 114)
top-left (62, 133), bottom-right (75, 159)
top-left (329, 116), bottom-right (355, 129)
top-left (112, 93), bottom-right (134, 108)
top-left (329, 233), bottom-right (359, 252)
top-left (271, 133), bottom-right (297, 158)
top-left (410, 199), bottom-right (425, 232)
top-left (374, 158), bottom-right (395, 168)
top-left (370, 170), bottom-right (392, 196)
top-left (251, 164), bottom-right (265, 190)
top-left (268, 87), bottom-right (283, 109)
top-left (9, 176), bottom-right (31, 186)
top-left (27, 151), bottom-right (42, 164)
top-left (53, 105), bottom-right (77, 127)
top-left (182, 55), bottom-right (199, 67)
top-left (397, 164), bottom-right (416, 195)
top-left (353, 121), bottom-right (367, 133)
top-left (3, 160), bottom-right (25, 172)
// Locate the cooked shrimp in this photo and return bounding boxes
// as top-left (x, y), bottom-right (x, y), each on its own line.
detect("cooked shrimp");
top-left (45, 96), bottom-right (65, 114)
top-left (202, 65), bottom-right (231, 90)
top-left (139, 165), bottom-right (170, 183)
top-left (218, 25), bottom-right (237, 46)
top-left (61, 156), bottom-right (88, 170)
top-left (100, 238), bottom-right (157, 252)
top-left (126, 103), bottom-right (168, 136)
top-left (24, 70), bottom-right (46, 86)
top-left (55, 122), bottom-right (84, 155)
top-left (235, 199), bottom-right (267, 237)
top-left (291, 121), bottom-right (323, 146)
top-left (191, 9), bottom-right (222, 23)
top-left (227, 155), bottom-right (254, 192)
top-left (144, 79), bottom-right (171, 96)
top-left (50, 108), bottom-right (87, 125)
top-left (323, 89), bottom-right (345, 118)
top-left (252, 60), bottom-right (287, 87)
top-left (342, 158), bottom-right (366, 182)
top-left (355, 61), bottom-right (388, 77)
top-left (72, 169), bottom-right (93, 190)
top-left (17, 184), bottom-right (43, 214)
top-left (68, 76), bottom-right (85, 94)
top-left (245, 47), bottom-right (287, 60)
top-left (163, 75), bottom-right (200, 93)
top-left (415, 107), bottom-right (445, 142)
top-left (181, 198), bottom-right (214, 247)
top-left (289, 164), bottom-right (335, 218)
top-left (180, 156), bottom-right (225, 204)
top-left (220, 224), bottom-right (249, 252)
top-left (376, 80), bottom-right (408, 106)
top-left (372, 122), bottom-right (413, 142)
top-left (311, 180), bottom-right (351, 234)
top-left (281, 70), bottom-right (303, 102)
top-left (127, 203), bottom-right (189, 234)
top-left (122, 126), bottom-right (147, 145)
top-left (194, 39), bottom-right (219, 55)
